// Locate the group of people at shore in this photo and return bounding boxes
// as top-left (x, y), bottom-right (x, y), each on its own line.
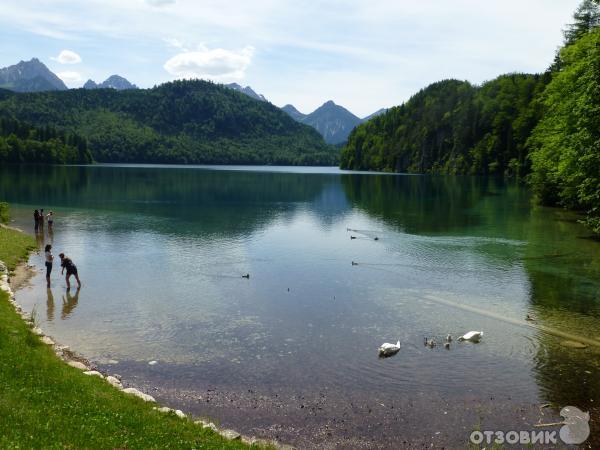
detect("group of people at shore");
top-left (34, 208), bottom-right (53, 232)
top-left (34, 208), bottom-right (81, 290)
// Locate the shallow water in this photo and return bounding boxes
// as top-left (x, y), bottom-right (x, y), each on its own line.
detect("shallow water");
top-left (1, 164), bottom-right (599, 448)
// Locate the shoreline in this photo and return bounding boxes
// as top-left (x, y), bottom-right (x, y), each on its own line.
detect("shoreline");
top-left (2, 256), bottom-right (294, 449)
top-left (3, 219), bottom-right (598, 448)
top-left (8, 257), bottom-right (598, 449)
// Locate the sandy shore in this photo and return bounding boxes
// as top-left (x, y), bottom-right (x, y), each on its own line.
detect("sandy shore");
top-left (9, 262), bottom-right (36, 291)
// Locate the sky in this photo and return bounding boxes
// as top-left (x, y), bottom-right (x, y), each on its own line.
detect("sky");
top-left (0, 0), bottom-right (582, 117)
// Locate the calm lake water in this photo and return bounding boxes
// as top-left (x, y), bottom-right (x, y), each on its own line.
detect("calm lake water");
top-left (2, 164), bottom-right (599, 448)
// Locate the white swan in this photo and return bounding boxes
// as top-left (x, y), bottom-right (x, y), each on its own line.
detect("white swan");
top-left (457, 331), bottom-right (483, 342)
top-left (379, 340), bottom-right (401, 357)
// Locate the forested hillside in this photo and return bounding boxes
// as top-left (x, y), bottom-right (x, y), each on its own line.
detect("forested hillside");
top-left (340, 74), bottom-right (548, 176)
top-left (529, 11), bottom-right (600, 233)
top-left (341, 0), bottom-right (600, 233)
top-left (0, 116), bottom-right (92, 164)
top-left (0, 79), bottom-right (336, 165)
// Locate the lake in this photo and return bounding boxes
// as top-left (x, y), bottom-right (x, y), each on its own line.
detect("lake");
top-left (1, 164), bottom-right (599, 448)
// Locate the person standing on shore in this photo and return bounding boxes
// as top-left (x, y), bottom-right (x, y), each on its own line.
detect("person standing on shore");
top-left (44, 244), bottom-right (54, 288)
top-left (34, 209), bottom-right (40, 232)
top-left (39, 209), bottom-right (45, 230)
top-left (59, 253), bottom-right (81, 289)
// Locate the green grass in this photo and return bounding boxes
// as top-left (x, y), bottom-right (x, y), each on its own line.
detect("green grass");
top-left (0, 225), bottom-right (36, 271)
top-left (0, 225), bottom-right (253, 448)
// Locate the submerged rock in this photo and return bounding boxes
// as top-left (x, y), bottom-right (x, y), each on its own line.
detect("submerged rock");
top-left (123, 387), bottom-right (155, 402)
top-left (560, 340), bottom-right (588, 349)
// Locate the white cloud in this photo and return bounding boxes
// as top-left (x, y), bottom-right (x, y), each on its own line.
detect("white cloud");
top-left (51, 49), bottom-right (82, 64)
top-left (164, 45), bottom-right (254, 80)
top-left (163, 37), bottom-right (188, 51)
top-left (57, 71), bottom-right (82, 84)
top-left (145, 0), bottom-right (176, 6)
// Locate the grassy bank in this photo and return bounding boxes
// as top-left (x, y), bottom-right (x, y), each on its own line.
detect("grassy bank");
top-left (0, 225), bottom-right (251, 448)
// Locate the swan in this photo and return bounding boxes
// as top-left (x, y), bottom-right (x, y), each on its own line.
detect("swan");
top-left (242, 273), bottom-right (250, 279)
top-left (457, 331), bottom-right (483, 342)
top-left (379, 340), bottom-right (401, 357)
top-left (444, 342), bottom-right (450, 349)
top-left (446, 334), bottom-right (453, 342)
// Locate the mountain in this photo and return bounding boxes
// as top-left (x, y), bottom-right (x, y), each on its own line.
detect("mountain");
top-left (299, 100), bottom-right (363, 145)
top-left (281, 104), bottom-right (306, 121)
top-left (0, 79), bottom-right (337, 165)
top-left (362, 108), bottom-right (388, 121)
top-left (282, 101), bottom-right (386, 144)
top-left (224, 83), bottom-right (267, 102)
top-left (83, 75), bottom-right (137, 90)
top-left (0, 58), bottom-right (67, 92)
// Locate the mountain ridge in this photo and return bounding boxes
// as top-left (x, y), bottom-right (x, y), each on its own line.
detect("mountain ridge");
top-left (0, 58), bottom-right (67, 92)
top-left (84, 75), bottom-right (138, 90)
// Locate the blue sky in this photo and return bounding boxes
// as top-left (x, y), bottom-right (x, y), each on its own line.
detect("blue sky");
top-left (0, 0), bottom-right (581, 117)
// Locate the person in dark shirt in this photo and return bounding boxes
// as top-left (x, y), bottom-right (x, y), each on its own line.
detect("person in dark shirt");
top-left (59, 253), bottom-right (81, 289)
top-left (34, 209), bottom-right (40, 231)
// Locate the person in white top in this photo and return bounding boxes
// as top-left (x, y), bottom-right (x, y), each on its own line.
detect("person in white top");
top-left (44, 244), bottom-right (54, 288)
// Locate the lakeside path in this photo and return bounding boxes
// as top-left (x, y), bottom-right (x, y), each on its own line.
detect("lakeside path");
top-left (0, 224), bottom-right (273, 449)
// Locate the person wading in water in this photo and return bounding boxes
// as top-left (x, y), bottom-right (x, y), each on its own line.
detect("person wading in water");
top-left (59, 253), bottom-right (81, 289)
top-left (44, 244), bottom-right (54, 288)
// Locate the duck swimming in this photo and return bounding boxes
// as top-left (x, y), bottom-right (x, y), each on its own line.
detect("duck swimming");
top-left (423, 337), bottom-right (436, 348)
top-left (457, 331), bottom-right (483, 342)
top-left (378, 340), bottom-right (401, 357)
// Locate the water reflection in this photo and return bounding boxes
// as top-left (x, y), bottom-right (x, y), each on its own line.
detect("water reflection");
top-left (46, 288), bottom-right (55, 322)
top-left (343, 170), bottom-right (600, 437)
top-left (62, 288), bottom-right (80, 320)
top-left (0, 165), bottom-right (351, 237)
top-left (2, 164), bottom-right (599, 446)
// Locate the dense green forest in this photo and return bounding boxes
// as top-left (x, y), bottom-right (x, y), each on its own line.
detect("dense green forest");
top-left (0, 116), bottom-right (92, 164)
top-left (341, 0), bottom-right (600, 233)
top-left (340, 74), bottom-right (548, 176)
top-left (0, 80), bottom-right (336, 165)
